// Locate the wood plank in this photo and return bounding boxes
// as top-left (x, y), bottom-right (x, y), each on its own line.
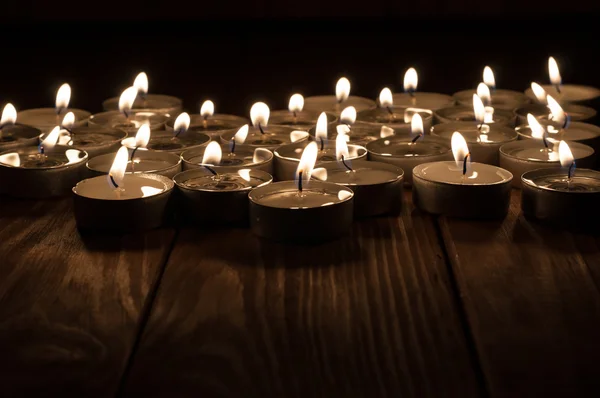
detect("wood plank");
top-left (0, 197), bottom-right (175, 397)
top-left (439, 190), bottom-right (600, 397)
top-left (122, 192), bottom-right (481, 397)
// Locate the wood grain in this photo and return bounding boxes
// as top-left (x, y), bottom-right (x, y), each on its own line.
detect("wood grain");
top-left (122, 192), bottom-right (480, 397)
top-left (439, 190), bottom-right (600, 397)
top-left (0, 197), bottom-right (175, 397)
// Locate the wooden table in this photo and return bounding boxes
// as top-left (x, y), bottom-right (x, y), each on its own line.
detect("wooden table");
top-left (1, 190), bottom-right (599, 397)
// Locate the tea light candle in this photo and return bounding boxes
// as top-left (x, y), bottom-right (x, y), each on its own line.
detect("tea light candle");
top-left (270, 94), bottom-right (337, 128)
top-left (453, 66), bottom-right (530, 111)
top-left (303, 77), bottom-right (376, 115)
top-left (17, 83), bottom-right (90, 134)
top-left (366, 114), bottom-right (453, 184)
top-left (0, 103), bottom-right (41, 151)
top-left (182, 136), bottom-right (274, 174)
top-left (521, 141), bottom-right (600, 229)
top-left (524, 57), bottom-right (600, 104)
top-left (164, 100), bottom-right (248, 140)
top-left (102, 72), bottom-right (182, 115)
top-left (274, 115), bottom-right (367, 181)
top-left (249, 141), bottom-right (354, 243)
top-left (73, 147), bottom-right (174, 231)
top-left (435, 105), bottom-right (516, 127)
top-left (144, 113), bottom-right (210, 154)
top-left (312, 159), bottom-right (403, 217)
top-left (0, 134), bottom-right (88, 198)
top-left (500, 115), bottom-right (595, 187)
top-left (412, 132), bottom-right (513, 219)
top-left (87, 147), bottom-right (182, 179)
top-left (516, 83), bottom-right (596, 124)
top-left (335, 123), bottom-right (397, 145)
top-left (219, 102), bottom-right (297, 150)
top-left (174, 167), bottom-right (272, 225)
top-left (516, 121), bottom-right (600, 153)
top-left (392, 67), bottom-right (455, 111)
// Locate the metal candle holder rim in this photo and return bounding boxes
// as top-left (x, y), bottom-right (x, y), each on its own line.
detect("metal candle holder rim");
top-left (72, 172), bottom-right (174, 201)
top-left (181, 144), bottom-right (274, 168)
top-left (413, 161), bottom-right (513, 187)
top-left (499, 140), bottom-right (594, 163)
top-left (431, 121), bottom-right (518, 144)
top-left (515, 122), bottom-right (600, 140)
top-left (521, 168), bottom-right (600, 194)
top-left (173, 168), bottom-right (273, 193)
top-left (86, 150), bottom-right (182, 174)
top-left (0, 146), bottom-right (89, 170)
top-left (317, 160), bottom-right (405, 186)
top-left (274, 141), bottom-right (367, 162)
top-left (248, 180), bottom-right (355, 206)
top-left (365, 135), bottom-right (452, 157)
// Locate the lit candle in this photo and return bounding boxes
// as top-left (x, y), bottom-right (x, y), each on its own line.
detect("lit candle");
top-left (521, 140), bottom-right (600, 230)
top-left (90, 87), bottom-right (170, 134)
top-left (453, 66), bottom-right (529, 110)
top-left (73, 146), bottom-right (175, 231)
top-left (102, 72), bottom-right (182, 115)
top-left (144, 112), bottom-right (210, 154)
top-left (412, 132), bottom-right (513, 219)
top-left (303, 77), bottom-right (377, 115)
top-left (500, 114), bottom-right (595, 187)
top-left (17, 83), bottom-right (90, 134)
top-left (269, 93), bottom-right (337, 128)
top-left (524, 57), bottom-right (600, 104)
top-left (249, 141), bottom-right (354, 242)
top-left (436, 91), bottom-right (516, 126)
top-left (391, 67), bottom-right (455, 111)
top-left (165, 100), bottom-right (248, 139)
top-left (0, 103), bottom-right (41, 152)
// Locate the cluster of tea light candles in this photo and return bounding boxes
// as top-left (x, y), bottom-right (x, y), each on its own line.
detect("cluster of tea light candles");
top-left (1, 57), bottom-right (599, 240)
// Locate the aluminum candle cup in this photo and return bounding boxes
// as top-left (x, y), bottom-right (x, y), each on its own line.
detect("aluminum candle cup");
top-left (102, 94), bottom-right (182, 116)
top-left (87, 149), bottom-right (182, 179)
top-left (431, 122), bottom-right (518, 165)
top-left (0, 124), bottom-right (41, 152)
top-left (341, 123), bottom-right (398, 146)
top-left (524, 85), bottom-right (600, 104)
top-left (453, 89), bottom-right (530, 111)
top-left (72, 173), bottom-right (174, 232)
top-left (303, 95), bottom-right (376, 115)
top-left (17, 108), bottom-right (90, 134)
top-left (356, 108), bottom-right (433, 134)
top-left (274, 140), bottom-right (367, 181)
top-left (249, 180), bottom-right (354, 243)
top-left (521, 168), bottom-right (600, 230)
top-left (412, 161), bottom-right (513, 219)
top-left (165, 113), bottom-right (247, 140)
top-left (516, 122), bottom-right (600, 153)
top-left (146, 131), bottom-right (210, 154)
top-left (499, 140), bottom-right (595, 188)
top-left (314, 160), bottom-right (403, 217)
top-left (435, 106), bottom-right (516, 127)
top-left (174, 168), bottom-right (272, 225)
top-left (43, 126), bottom-right (126, 158)
top-left (515, 103), bottom-right (596, 125)
top-left (269, 110), bottom-right (337, 129)
top-left (0, 145), bottom-right (88, 198)
top-left (366, 136), bottom-right (453, 185)
top-left (220, 125), bottom-right (297, 151)
top-left (88, 111), bottom-right (168, 134)
top-left (391, 92), bottom-right (454, 111)
top-left (181, 144), bottom-right (274, 174)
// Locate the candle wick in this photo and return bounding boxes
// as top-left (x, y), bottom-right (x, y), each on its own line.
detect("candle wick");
top-left (555, 84), bottom-right (562, 94)
top-left (230, 138), bottom-right (236, 154)
top-left (202, 117), bottom-right (208, 129)
top-left (320, 137), bottom-right (325, 151)
top-left (462, 153), bottom-right (470, 176)
top-left (109, 174), bottom-right (119, 188)
top-left (204, 165), bottom-right (217, 176)
top-left (258, 123), bottom-right (265, 135)
top-left (298, 171), bottom-right (303, 193)
top-left (568, 161), bottom-right (576, 180)
top-left (130, 146), bottom-right (139, 161)
top-left (174, 128), bottom-right (183, 138)
top-left (411, 133), bottom-right (423, 144)
top-left (542, 136), bottom-right (549, 149)
top-left (341, 155), bottom-right (353, 171)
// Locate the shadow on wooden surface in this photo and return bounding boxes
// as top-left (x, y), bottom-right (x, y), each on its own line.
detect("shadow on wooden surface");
top-left (0, 198), bottom-right (176, 397)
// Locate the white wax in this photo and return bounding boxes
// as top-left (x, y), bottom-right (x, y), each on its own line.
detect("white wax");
top-left (547, 126), bottom-right (599, 141)
top-left (257, 189), bottom-right (344, 209)
top-left (180, 174), bottom-right (264, 191)
top-left (74, 175), bottom-right (167, 200)
top-left (525, 84), bottom-right (600, 103)
top-left (17, 108), bottom-right (90, 130)
top-left (392, 92), bottom-right (455, 111)
top-left (303, 95), bottom-right (376, 114)
top-left (433, 125), bottom-right (515, 144)
top-left (454, 89), bottom-right (528, 110)
top-left (415, 161), bottom-right (512, 185)
top-left (368, 139), bottom-right (450, 157)
top-left (221, 127), bottom-right (294, 147)
top-left (96, 159), bottom-right (175, 173)
top-left (322, 166), bottom-right (399, 185)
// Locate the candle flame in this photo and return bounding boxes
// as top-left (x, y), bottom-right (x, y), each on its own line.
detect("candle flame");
top-left (336, 77), bottom-right (350, 103)
top-left (547, 95), bottom-right (566, 126)
top-left (65, 149), bottom-right (83, 164)
top-left (253, 147), bottom-right (272, 163)
top-left (411, 113), bottom-right (424, 135)
top-left (558, 140), bottom-right (574, 168)
top-left (61, 112), bottom-right (75, 129)
top-left (290, 130), bottom-right (309, 142)
top-left (250, 102), bottom-right (270, 128)
top-left (531, 82), bottom-right (547, 104)
top-left (451, 132), bottom-right (470, 168)
top-left (288, 94), bottom-right (304, 113)
top-left (295, 141), bottom-right (319, 189)
top-left (527, 113), bottom-right (546, 139)
top-left (380, 125), bottom-right (395, 138)
top-left (173, 112), bottom-right (190, 135)
top-left (55, 83), bottom-right (71, 113)
top-left (0, 152), bottom-right (20, 167)
top-left (122, 123), bottom-right (151, 148)
top-left (548, 57), bottom-right (562, 86)
top-left (202, 141), bottom-right (222, 165)
top-left (336, 133), bottom-right (350, 162)
top-left (108, 146), bottom-right (129, 189)
top-left (133, 72), bottom-right (149, 95)
top-left (238, 169), bottom-right (251, 182)
top-left (41, 126), bottom-right (61, 151)
top-left (200, 100), bottom-right (214, 118)
top-left (339, 106), bottom-right (356, 125)
top-left (403, 67), bottom-right (418, 92)
top-left (379, 87), bottom-right (393, 108)
top-left (336, 124), bottom-right (350, 136)
top-left (476, 82), bottom-right (491, 106)
top-left (1, 103), bottom-right (17, 126)
top-left (119, 86), bottom-right (138, 116)
top-left (483, 66), bottom-right (495, 89)
top-left (473, 94), bottom-right (485, 124)
top-left (315, 112), bottom-right (329, 142)
top-left (234, 124), bottom-right (249, 144)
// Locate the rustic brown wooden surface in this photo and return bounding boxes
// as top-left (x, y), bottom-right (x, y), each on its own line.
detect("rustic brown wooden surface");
top-left (121, 192), bottom-right (482, 397)
top-left (0, 197), bottom-right (176, 397)
top-left (439, 190), bottom-right (600, 397)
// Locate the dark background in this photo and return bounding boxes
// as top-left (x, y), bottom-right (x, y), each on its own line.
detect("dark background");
top-left (2, 1), bottom-right (599, 117)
